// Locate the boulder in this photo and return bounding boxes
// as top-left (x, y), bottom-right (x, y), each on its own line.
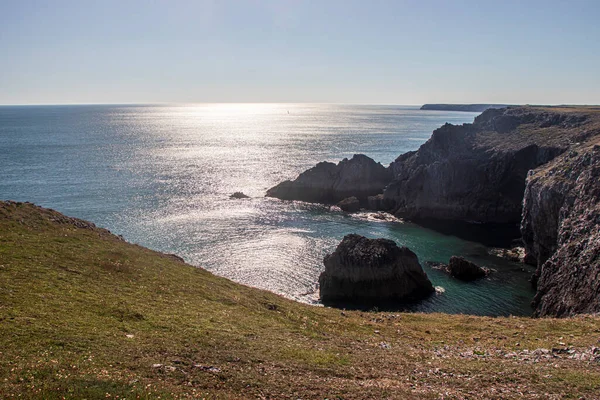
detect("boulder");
top-left (447, 256), bottom-right (487, 281)
top-left (337, 196), bottom-right (360, 212)
top-left (230, 192), bottom-right (250, 199)
top-left (266, 154), bottom-right (392, 205)
top-left (319, 234), bottom-right (434, 307)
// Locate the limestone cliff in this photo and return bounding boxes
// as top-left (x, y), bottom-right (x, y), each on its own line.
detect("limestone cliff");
top-left (522, 142), bottom-right (600, 316)
top-left (384, 107), bottom-right (590, 223)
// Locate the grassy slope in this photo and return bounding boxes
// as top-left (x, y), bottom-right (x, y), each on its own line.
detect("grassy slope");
top-left (1, 201), bottom-right (600, 399)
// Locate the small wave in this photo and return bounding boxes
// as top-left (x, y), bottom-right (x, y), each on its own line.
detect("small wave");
top-left (352, 211), bottom-right (401, 223)
top-left (435, 286), bottom-right (446, 294)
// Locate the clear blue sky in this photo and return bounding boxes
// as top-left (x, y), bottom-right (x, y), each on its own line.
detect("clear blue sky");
top-left (1, 0), bottom-right (599, 105)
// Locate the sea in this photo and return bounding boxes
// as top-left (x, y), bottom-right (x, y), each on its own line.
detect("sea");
top-left (0, 103), bottom-right (536, 316)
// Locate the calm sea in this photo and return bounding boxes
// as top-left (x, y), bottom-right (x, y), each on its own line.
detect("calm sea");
top-left (0, 104), bottom-right (535, 315)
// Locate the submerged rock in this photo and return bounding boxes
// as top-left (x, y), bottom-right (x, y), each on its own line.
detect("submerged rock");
top-left (337, 196), bottom-right (360, 212)
top-left (319, 234), bottom-right (434, 307)
top-left (447, 256), bottom-right (487, 281)
top-left (230, 192), bottom-right (250, 199)
top-left (425, 261), bottom-right (448, 271)
top-left (266, 154), bottom-right (392, 205)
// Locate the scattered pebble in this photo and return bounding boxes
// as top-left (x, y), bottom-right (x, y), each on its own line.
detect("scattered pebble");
top-left (193, 365), bottom-right (221, 373)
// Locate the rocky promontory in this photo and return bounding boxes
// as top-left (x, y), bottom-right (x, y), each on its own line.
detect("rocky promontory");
top-left (319, 234), bottom-right (434, 307)
top-left (266, 154), bottom-right (391, 206)
top-left (384, 107), bottom-right (590, 223)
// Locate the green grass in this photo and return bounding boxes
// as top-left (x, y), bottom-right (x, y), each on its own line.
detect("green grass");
top-left (1, 201), bottom-right (600, 399)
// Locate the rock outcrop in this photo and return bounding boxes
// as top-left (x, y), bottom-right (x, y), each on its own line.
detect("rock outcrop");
top-left (522, 143), bottom-right (600, 317)
top-left (337, 196), bottom-right (360, 212)
top-left (384, 107), bottom-right (591, 223)
top-left (266, 154), bottom-right (392, 206)
top-left (447, 256), bottom-right (487, 281)
top-left (230, 192), bottom-right (250, 199)
top-left (319, 234), bottom-right (434, 307)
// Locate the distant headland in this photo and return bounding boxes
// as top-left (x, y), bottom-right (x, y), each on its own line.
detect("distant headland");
top-left (420, 104), bottom-right (513, 112)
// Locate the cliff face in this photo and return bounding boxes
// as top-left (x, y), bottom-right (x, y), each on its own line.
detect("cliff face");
top-left (522, 143), bottom-right (600, 317)
top-left (384, 107), bottom-right (590, 223)
top-left (266, 154), bottom-right (391, 205)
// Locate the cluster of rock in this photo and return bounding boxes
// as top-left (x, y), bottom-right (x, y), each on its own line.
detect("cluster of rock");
top-left (319, 234), bottom-right (434, 307)
top-left (269, 106), bottom-right (600, 317)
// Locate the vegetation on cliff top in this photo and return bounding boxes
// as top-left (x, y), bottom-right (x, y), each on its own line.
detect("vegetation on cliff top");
top-left (1, 201), bottom-right (600, 399)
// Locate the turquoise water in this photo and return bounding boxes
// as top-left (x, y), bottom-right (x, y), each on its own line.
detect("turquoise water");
top-left (0, 104), bottom-right (535, 315)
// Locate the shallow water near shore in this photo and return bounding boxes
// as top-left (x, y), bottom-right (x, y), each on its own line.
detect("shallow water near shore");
top-left (0, 104), bottom-right (535, 316)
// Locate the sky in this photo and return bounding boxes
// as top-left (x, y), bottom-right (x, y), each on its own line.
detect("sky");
top-left (1, 0), bottom-right (599, 105)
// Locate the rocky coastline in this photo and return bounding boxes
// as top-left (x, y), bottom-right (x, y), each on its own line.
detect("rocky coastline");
top-left (268, 106), bottom-right (600, 317)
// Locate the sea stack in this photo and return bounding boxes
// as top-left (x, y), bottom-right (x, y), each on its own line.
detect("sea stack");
top-left (319, 234), bottom-right (434, 307)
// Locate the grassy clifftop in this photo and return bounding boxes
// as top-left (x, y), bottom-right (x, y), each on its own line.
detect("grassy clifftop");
top-left (1, 201), bottom-right (600, 399)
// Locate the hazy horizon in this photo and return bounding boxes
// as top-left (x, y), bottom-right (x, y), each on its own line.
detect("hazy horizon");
top-left (2, 0), bottom-right (599, 105)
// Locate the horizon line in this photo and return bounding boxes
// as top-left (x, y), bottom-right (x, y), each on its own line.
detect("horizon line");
top-left (1, 102), bottom-right (597, 108)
